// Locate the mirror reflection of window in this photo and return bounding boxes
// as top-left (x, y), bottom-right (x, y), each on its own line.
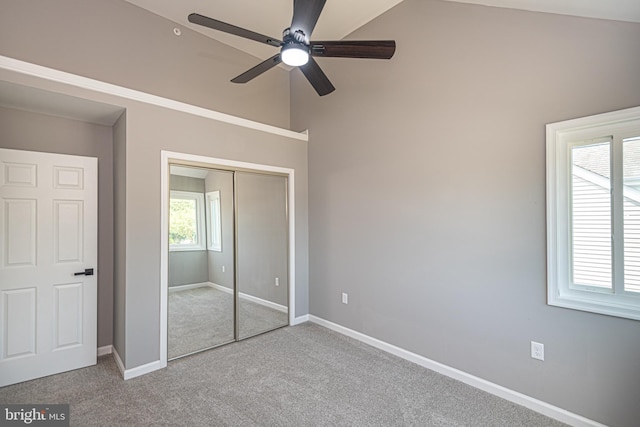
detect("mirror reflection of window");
top-left (169, 190), bottom-right (206, 251)
top-left (206, 190), bottom-right (222, 252)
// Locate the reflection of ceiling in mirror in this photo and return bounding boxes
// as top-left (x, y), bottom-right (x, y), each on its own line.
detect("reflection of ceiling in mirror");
top-left (170, 165), bottom-right (209, 179)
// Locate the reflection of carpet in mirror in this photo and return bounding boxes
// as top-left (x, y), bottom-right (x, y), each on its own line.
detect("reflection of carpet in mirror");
top-left (168, 286), bottom-right (288, 359)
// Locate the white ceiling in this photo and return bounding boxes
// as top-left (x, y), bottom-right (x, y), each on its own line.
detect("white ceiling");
top-left (124, 0), bottom-right (640, 60)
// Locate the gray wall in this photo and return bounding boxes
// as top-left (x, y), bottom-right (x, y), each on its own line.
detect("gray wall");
top-left (0, 0), bottom-right (290, 129)
top-left (170, 175), bottom-right (205, 193)
top-left (168, 251), bottom-right (208, 287)
top-left (168, 175), bottom-right (208, 287)
top-left (205, 170), bottom-right (235, 289)
top-left (0, 106), bottom-right (115, 349)
top-left (113, 112), bottom-right (126, 362)
top-left (291, 1), bottom-right (640, 426)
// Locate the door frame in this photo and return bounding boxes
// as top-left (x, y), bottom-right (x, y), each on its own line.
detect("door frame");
top-left (159, 150), bottom-right (296, 369)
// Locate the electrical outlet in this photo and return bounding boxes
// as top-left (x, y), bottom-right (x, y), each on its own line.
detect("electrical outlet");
top-left (531, 341), bottom-right (544, 361)
top-left (342, 293), bottom-right (348, 304)
top-left (275, 277), bottom-right (279, 286)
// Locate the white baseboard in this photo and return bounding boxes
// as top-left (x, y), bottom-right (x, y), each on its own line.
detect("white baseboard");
top-left (97, 345), bottom-right (113, 356)
top-left (112, 347), bottom-right (126, 378)
top-left (168, 282), bottom-right (211, 293)
top-left (238, 291), bottom-right (288, 313)
top-left (112, 347), bottom-right (163, 380)
top-left (209, 282), bottom-right (288, 313)
top-left (122, 360), bottom-right (163, 380)
top-left (292, 314), bottom-right (309, 325)
top-left (307, 315), bottom-right (604, 427)
top-left (209, 282), bottom-right (233, 294)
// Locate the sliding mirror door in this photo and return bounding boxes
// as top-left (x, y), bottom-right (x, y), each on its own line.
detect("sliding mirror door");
top-left (168, 166), bottom-right (235, 359)
top-left (236, 172), bottom-right (289, 339)
top-left (167, 165), bottom-right (289, 360)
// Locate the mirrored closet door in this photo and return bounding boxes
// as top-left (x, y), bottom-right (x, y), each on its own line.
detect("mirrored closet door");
top-left (236, 171), bottom-right (289, 340)
top-left (167, 164), bottom-right (289, 360)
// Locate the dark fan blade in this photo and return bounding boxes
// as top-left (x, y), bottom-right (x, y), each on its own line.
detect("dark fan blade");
top-left (299, 57), bottom-right (335, 96)
top-left (231, 54), bottom-right (282, 83)
top-left (291, 0), bottom-right (326, 38)
top-left (311, 40), bottom-right (396, 59)
top-left (188, 13), bottom-right (282, 47)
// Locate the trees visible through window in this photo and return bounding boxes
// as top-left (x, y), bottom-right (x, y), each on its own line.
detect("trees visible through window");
top-left (169, 191), bottom-right (205, 251)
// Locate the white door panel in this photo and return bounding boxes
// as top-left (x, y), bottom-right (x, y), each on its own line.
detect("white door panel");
top-left (3, 162), bottom-right (37, 187)
top-left (0, 148), bottom-right (97, 387)
top-left (3, 198), bottom-right (37, 267)
top-left (54, 200), bottom-right (84, 263)
top-left (1, 287), bottom-right (36, 358)
top-left (53, 282), bottom-right (84, 352)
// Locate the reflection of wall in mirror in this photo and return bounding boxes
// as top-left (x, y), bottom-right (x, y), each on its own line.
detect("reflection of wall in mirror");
top-left (205, 171), bottom-right (235, 290)
top-left (236, 172), bottom-right (288, 307)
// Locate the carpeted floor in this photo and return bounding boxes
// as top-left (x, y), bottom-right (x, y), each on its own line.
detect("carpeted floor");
top-left (168, 286), bottom-right (288, 359)
top-left (0, 323), bottom-right (567, 426)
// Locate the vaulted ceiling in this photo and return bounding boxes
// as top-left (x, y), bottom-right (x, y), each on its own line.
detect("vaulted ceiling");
top-left (125, 0), bottom-right (404, 60)
top-left (124, 0), bottom-right (640, 60)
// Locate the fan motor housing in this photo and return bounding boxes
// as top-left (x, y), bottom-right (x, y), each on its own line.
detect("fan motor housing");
top-left (282, 27), bottom-right (308, 44)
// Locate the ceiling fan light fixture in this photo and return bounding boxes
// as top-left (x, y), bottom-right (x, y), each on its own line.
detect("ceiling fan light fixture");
top-left (281, 43), bottom-right (310, 67)
top-left (188, 2), bottom-right (395, 96)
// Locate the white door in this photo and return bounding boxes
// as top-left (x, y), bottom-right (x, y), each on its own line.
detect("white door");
top-left (0, 148), bottom-right (97, 387)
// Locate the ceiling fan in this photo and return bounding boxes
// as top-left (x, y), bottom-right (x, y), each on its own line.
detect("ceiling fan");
top-left (188, 0), bottom-right (396, 96)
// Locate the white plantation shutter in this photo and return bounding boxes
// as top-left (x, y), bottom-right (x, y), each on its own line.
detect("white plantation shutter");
top-left (623, 137), bottom-right (640, 293)
top-left (623, 196), bottom-right (640, 292)
top-left (571, 171), bottom-right (612, 289)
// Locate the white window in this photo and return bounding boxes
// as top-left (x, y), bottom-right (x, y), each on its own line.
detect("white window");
top-left (206, 190), bottom-right (222, 252)
top-left (169, 190), bottom-right (206, 251)
top-left (547, 106), bottom-right (640, 320)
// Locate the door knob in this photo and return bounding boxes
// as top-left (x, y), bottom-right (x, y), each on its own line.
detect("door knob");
top-left (74, 268), bottom-right (94, 276)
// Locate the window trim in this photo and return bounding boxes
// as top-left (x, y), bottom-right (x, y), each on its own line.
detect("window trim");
top-left (205, 190), bottom-right (222, 252)
top-left (169, 190), bottom-right (206, 252)
top-left (546, 105), bottom-right (640, 321)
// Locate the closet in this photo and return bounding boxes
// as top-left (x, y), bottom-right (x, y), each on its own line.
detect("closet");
top-left (167, 164), bottom-right (288, 359)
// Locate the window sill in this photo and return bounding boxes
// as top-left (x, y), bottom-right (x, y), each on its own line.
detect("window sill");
top-left (549, 292), bottom-right (640, 321)
top-left (169, 246), bottom-right (206, 252)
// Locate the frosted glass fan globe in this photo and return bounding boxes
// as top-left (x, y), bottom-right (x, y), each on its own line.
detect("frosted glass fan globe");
top-left (281, 45), bottom-right (309, 66)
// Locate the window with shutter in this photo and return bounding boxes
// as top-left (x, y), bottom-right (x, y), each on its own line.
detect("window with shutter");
top-left (547, 106), bottom-right (640, 320)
